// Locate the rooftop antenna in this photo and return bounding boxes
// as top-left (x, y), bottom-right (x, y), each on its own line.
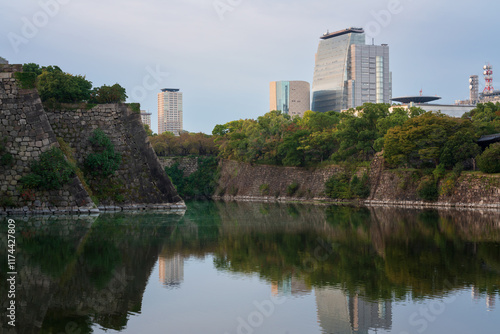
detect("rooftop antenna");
top-left (419, 89), bottom-right (423, 96)
top-left (372, 38), bottom-right (374, 45)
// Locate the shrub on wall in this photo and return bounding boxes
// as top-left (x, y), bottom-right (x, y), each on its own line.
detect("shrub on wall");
top-left (325, 173), bottom-right (352, 199)
top-left (20, 147), bottom-right (75, 191)
top-left (84, 129), bottom-right (121, 178)
top-left (325, 172), bottom-right (371, 200)
top-left (477, 143), bottom-right (500, 174)
top-left (165, 156), bottom-right (219, 199)
top-left (0, 137), bottom-right (13, 167)
top-left (417, 177), bottom-right (439, 201)
top-left (286, 181), bottom-right (300, 196)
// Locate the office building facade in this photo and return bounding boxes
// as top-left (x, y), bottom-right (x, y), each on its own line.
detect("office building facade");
top-left (270, 81), bottom-right (310, 117)
top-left (312, 27), bottom-right (391, 112)
top-left (158, 88), bottom-right (183, 135)
top-left (140, 110), bottom-right (152, 128)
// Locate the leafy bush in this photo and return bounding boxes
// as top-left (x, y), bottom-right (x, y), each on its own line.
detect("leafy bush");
top-left (350, 173), bottom-right (370, 198)
top-left (13, 72), bottom-right (37, 89)
top-left (325, 173), bottom-right (352, 199)
top-left (0, 137), bottom-right (13, 167)
top-left (165, 156), bottom-right (219, 199)
top-left (128, 103), bottom-right (141, 113)
top-left (259, 183), bottom-right (270, 195)
top-left (477, 143), bottom-right (500, 173)
top-left (84, 129), bottom-right (121, 178)
top-left (286, 181), bottom-right (299, 196)
top-left (417, 177), bottom-right (439, 201)
top-left (20, 147), bottom-right (75, 190)
top-left (89, 84), bottom-right (127, 103)
top-left (36, 66), bottom-right (92, 103)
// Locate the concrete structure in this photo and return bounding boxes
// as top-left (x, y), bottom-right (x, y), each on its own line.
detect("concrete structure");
top-left (389, 103), bottom-right (475, 118)
top-left (270, 80), bottom-right (310, 117)
top-left (312, 27), bottom-right (391, 112)
top-left (158, 88), bottom-right (183, 135)
top-left (140, 110), bottom-right (152, 128)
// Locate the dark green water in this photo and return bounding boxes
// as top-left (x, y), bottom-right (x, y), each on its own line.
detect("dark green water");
top-left (1, 201), bottom-right (499, 333)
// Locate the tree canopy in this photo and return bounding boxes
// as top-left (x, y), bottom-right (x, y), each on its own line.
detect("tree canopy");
top-left (22, 63), bottom-right (128, 104)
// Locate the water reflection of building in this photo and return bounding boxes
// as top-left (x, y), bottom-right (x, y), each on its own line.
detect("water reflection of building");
top-left (315, 287), bottom-right (392, 334)
top-left (472, 286), bottom-right (496, 311)
top-left (271, 276), bottom-right (311, 297)
top-left (158, 254), bottom-right (184, 288)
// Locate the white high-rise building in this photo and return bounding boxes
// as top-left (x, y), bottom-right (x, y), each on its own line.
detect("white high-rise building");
top-left (158, 88), bottom-right (183, 135)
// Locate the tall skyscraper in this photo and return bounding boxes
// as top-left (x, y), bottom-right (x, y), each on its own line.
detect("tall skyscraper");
top-left (158, 88), bottom-right (183, 135)
top-left (270, 81), bottom-right (310, 117)
top-left (312, 27), bottom-right (391, 112)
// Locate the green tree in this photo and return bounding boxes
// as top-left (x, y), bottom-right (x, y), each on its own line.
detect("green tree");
top-left (89, 83), bottom-right (127, 103)
top-left (477, 143), bottom-right (500, 173)
top-left (37, 67), bottom-right (92, 103)
top-left (384, 112), bottom-right (479, 168)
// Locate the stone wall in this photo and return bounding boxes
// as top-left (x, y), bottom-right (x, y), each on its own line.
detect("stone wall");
top-left (45, 104), bottom-right (182, 206)
top-left (0, 64), bottom-right (183, 214)
top-left (159, 156), bottom-right (199, 176)
top-left (0, 64), bottom-right (94, 214)
top-left (214, 159), bottom-right (344, 201)
top-left (215, 156), bottom-right (500, 209)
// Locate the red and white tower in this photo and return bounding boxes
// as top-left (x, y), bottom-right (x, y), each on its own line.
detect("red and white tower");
top-left (483, 64), bottom-right (494, 94)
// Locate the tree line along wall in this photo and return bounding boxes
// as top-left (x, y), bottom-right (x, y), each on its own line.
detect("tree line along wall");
top-left (0, 64), bottom-right (182, 213)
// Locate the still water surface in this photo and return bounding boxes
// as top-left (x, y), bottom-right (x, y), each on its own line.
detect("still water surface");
top-left (1, 201), bottom-right (499, 333)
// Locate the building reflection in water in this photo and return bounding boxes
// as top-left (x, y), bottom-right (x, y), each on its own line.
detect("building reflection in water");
top-left (158, 253), bottom-right (184, 288)
top-left (271, 275), bottom-right (312, 297)
top-left (315, 287), bottom-right (392, 334)
top-left (472, 286), bottom-right (496, 311)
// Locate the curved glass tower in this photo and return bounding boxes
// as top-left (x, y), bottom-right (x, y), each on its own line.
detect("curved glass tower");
top-left (312, 27), bottom-right (391, 112)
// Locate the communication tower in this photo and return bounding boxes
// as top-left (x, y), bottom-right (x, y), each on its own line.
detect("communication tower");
top-left (483, 64), bottom-right (494, 94)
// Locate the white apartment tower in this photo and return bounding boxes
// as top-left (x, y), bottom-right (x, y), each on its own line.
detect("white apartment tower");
top-left (158, 88), bottom-right (183, 135)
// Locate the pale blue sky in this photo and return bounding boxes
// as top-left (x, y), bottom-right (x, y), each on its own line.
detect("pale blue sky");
top-left (2, 0), bottom-right (499, 134)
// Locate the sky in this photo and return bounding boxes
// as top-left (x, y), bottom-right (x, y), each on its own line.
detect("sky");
top-left (2, 0), bottom-right (499, 134)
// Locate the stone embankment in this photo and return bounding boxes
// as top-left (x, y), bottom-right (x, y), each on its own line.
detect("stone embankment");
top-left (0, 64), bottom-right (184, 215)
top-left (214, 155), bottom-right (500, 209)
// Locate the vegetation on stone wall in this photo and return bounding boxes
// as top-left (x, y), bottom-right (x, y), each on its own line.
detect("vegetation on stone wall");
top-left (165, 156), bottom-right (218, 199)
top-left (477, 143), bottom-right (500, 173)
top-left (84, 129), bottom-right (121, 178)
top-left (384, 112), bottom-right (481, 169)
top-left (20, 147), bottom-right (75, 191)
top-left (89, 84), bottom-right (127, 103)
top-left (13, 71), bottom-right (37, 89)
top-left (22, 63), bottom-right (128, 105)
top-left (212, 105), bottom-right (425, 167)
top-left (325, 172), bottom-right (370, 200)
top-left (0, 137), bottom-right (13, 167)
top-left (151, 132), bottom-right (217, 156)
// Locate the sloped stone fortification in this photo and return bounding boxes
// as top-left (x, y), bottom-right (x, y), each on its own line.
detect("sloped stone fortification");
top-left (0, 64), bottom-right (182, 214)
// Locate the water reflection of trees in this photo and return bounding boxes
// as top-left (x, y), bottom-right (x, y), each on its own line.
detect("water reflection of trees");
top-left (1, 202), bottom-right (500, 333)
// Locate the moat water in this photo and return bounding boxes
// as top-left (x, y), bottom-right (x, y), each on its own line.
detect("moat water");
top-left (1, 201), bottom-right (499, 333)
